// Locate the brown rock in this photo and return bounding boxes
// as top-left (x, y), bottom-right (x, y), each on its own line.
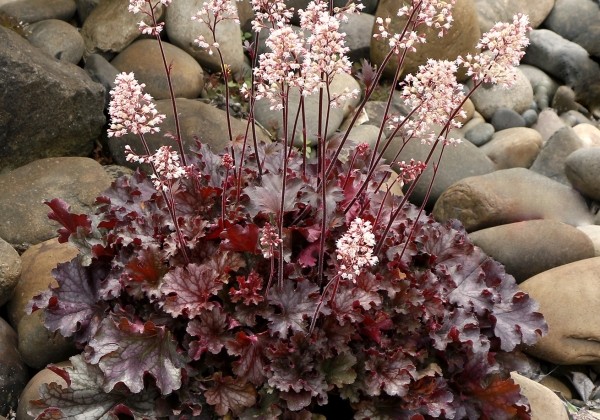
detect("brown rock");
top-left (371, 0), bottom-right (480, 80)
top-left (519, 257), bottom-right (600, 364)
top-left (0, 237), bottom-right (20, 307)
top-left (510, 372), bottom-right (569, 420)
top-left (480, 127), bottom-right (542, 169)
top-left (17, 361), bottom-right (70, 420)
top-left (6, 239), bottom-right (78, 328)
top-left (111, 39), bottom-right (204, 100)
top-left (469, 220), bottom-right (595, 283)
top-left (432, 168), bottom-right (593, 232)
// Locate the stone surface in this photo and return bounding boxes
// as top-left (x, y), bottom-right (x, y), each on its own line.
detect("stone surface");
top-left (111, 39), bottom-right (204, 100)
top-left (520, 64), bottom-right (560, 104)
top-left (0, 157), bottom-right (112, 250)
top-left (75, 0), bottom-right (100, 23)
top-left (572, 123), bottom-right (600, 147)
top-left (6, 239), bottom-right (79, 328)
top-left (538, 375), bottom-right (573, 400)
top-left (432, 168), bottom-right (594, 232)
top-left (388, 134), bottom-right (496, 207)
top-left (17, 361), bottom-right (70, 420)
top-left (109, 98), bottom-right (271, 168)
top-left (0, 317), bottom-right (28, 416)
top-left (474, 0), bottom-right (555, 31)
top-left (339, 11), bottom-right (375, 62)
top-left (371, 0), bottom-right (480, 80)
top-left (522, 29), bottom-right (600, 115)
top-left (18, 310), bottom-right (78, 369)
top-left (469, 220), bottom-right (595, 283)
top-left (531, 108), bottom-right (566, 144)
top-left (543, 0), bottom-right (600, 58)
top-left (0, 237), bottom-right (20, 307)
top-left (81, 0), bottom-right (164, 58)
top-left (0, 0), bottom-right (76, 23)
top-left (577, 225), bottom-right (600, 257)
top-left (27, 19), bottom-right (85, 64)
top-left (464, 121), bottom-right (494, 146)
top-left (165, 0), bottom-right (245, 76)
top-left (565, 147), bottom-right (600, 200)
top-left (530, 126), bottom-right (586, 185)
top-left (479, 127), bottom-right (543, 169)
top-left (469, 67), bottom-right (533, 120)
top-left (520, 257), bottom-right (600, 365)
top-left (490, 107), bottom-right (526, 131)
top-left (83, 53), bottom-right (120, 107)
top-left (510, 373), bottom-right (569, 420)
top-left (0, 26), bottom-right (105, 172)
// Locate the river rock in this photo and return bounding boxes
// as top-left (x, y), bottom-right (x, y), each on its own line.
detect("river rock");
top-left (339, 10), bottom-right (375, 62)
top-left (565, 147), bottom-right (600, 200)
top-left (469, 220), bottom-right (595, 283)
top-left (0, 157), bottom-right (112, 251)
top-left (111, 39), bottom-right (204, 100)
top-left (83, 53), bottom-right (120, 107)
top-left (388, 134), bottom-right (496, 207)
top-left (473, 0), bottom-right (555, 32)
top-left (522, 29), bottom-right (600, 116)
top-left (6, 239), bottom-right (78, 328)
top-left (479, 127), bottom-right (542, 169)
top-left (572, 123), bottom-right (600, 147)
top-left (464, 122), bottom-right (494, 146)
top-left (0, 0), bottom-right (76, 23)
top-left (17, 361), bottom-right (70, 420)
top-left (370, 0), bottom-right (480, 80)
top-left (519, 257), bottom-right (600, 365)
top-left (75, 0), bottom-right (100, 23)
top-left (519, 64), bottom-right (560, 104)
top-left (531, 108), bottom-right (566, 144)
top-left (530, 126), bottom-right (585, 185)
top-left (552, 85), bottom-right (585, 115)
top-left (510, 373), bottom-right (569, 420)
top-left (165, 0), bottom-right (245, 77)
top-left (543, 0), bottom-right (600, 59)
top-left (577, 226), bottom-right (600, 257)
top-left (0, 26), bottom-right (105, 172)
top-left (109, 98), bottom-right (271, 168)
top-left (81, 0), bottom-right (164, 58)
top-left (0, 238), bottom-right (20, 307)
top-left (0, 317), bottom-right (28, 416)
top-left (432, 168), bottom-right (594, 232)
top-left (469, 67), bottom-right (533, 120)
top-left (27, 19), bottom-right (85, 64)
top-left (490, 107), bottom-right (526, 131)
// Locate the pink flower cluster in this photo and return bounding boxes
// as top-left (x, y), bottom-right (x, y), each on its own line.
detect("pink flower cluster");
top-left (374, 0), bottom-right (456, 54)
top-left (393, 59), bottom-right (466, 144)
top-left (250, 0), bottom-right (292, 32)
top-left (192, 0), bottom-right (240, 55)
top-left (107, 72), bottom-right (165, 138)
top-left (125, 145), bottom-right (188, 192)
top-left (336, 218), bottom-right (378, 281)
top-left (260, 222), bottom-right (282, 259)
top-left (457, 13), bottom-right (531, 87)
top-left (128, 0), bottom-right (171, 35)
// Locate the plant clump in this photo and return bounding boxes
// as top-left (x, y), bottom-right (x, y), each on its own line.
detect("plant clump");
top-left (26, 0), bottom-right (546, 418)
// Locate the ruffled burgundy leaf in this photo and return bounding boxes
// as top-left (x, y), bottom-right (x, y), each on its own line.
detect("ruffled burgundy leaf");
top-left (364, 350), bottom-right (416, 397)
top-left (45, 198), bottom-right (92, 243)
top-left (245, 174), bottom-right (304, 217)
top-left (220, 223), bottom-right (260, 253)
top-left (87, 317), bottom-right (187, 395)
top-left (187, 306), bottom-right (231, 360)
top-left (28, 354), bottom-right (158, 420)
top-left (27, 258), bottom-right (109, 344)
top-left (160, 263), bottom-right (227, 318)
top-left (319, 353), bottom-right (357, 388)
top-left (229, 271), bottom-right (264, 306)
top-left (226, 331), bottom-right (267, 385)
top-left (266, 280), bottom-right (320, 338)
top-left (204, 373), bottom-right (257, 416)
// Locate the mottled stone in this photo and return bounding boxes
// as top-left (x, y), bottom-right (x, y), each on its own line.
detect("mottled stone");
top-left (0, 26), bottom-right (105, 172)
top-left (0, 317), bottom-right (28, 416)
top-left (479, 127), bottom-right (542, 169)
top-left (27, 19), bottom-right (85, 64)
top-left (17, 361), bottom-right (70, 420)
top-left (0, 0), bottom-right (75, 23)
top-left (0, 158), bottom-right (112, 249)
top-left (0, 237), bottom-right (20, 307)
top-left (530, 126), bottom-right (586, 184)
top-left (565, 147), bottom-right (600, 200)
top-left (474, 0), bottom-right (555, 31)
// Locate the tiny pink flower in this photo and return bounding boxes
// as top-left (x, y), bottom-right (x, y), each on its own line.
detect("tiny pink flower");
top-left (221, 153), bottom-right (234, 170)
top-left (260, 222), bottom-right (282, 259)
top-left (396, 159), bottom-right (427, 186)
top-left (125, 145), bottom-right (188, 192)
top-left (336, 217), bottom-right (378, 281)
top-left (457, 13), bottom-right (531, 87)
top-left (192, 0), bottom-right (239, 54)
top-left (108, 72), bottom-right (165, 137)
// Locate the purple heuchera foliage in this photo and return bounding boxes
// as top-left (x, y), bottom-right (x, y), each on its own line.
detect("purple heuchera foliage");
top-left (28, 140), bottom-right (546, 419)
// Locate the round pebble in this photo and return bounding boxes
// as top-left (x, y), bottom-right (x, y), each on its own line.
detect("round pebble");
top-left (491, 107), bottom-right (526, 131)
top-left (465, 122), bottom-right (495, 146)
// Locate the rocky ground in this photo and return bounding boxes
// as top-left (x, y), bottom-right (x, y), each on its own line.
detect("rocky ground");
top-left (2, 0), bottom-right (600, 418)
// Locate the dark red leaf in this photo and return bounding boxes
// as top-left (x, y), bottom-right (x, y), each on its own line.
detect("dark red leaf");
top-left (45, 198), bottom-right (92, 243)
top-left (229, 270), bottom-right (264, 305)
top-left (204, 373), bottom-right (257, 416)
top-left (220, 223), bottom-right (260, 253)
top-left (266, 280), bottom-right (320, 338)
top-left (226, 331), bottom-right (267, 385)
top-left (187, 306), bottom-right (231, 360)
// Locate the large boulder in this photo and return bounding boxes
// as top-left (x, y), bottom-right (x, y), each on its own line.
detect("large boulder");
top-left (519, 257), bottom-right (600, 365)
top-left (473, 0), bottom-right (555, 32)
top-left (432, 168), bottom-right (594, 232)
top-left (371, 0), bottom-right (480, 80)
top-left (0, 26), bottom-right (105, 172)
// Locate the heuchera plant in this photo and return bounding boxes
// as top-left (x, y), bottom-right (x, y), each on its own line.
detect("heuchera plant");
top-left (27, 0), bottom-right (546, 418)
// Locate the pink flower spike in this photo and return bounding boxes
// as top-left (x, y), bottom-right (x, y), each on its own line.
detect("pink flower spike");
top-left (336, 217), bottom-right (378, 282)
top-left (260, 222), bottom-right (282, 259)
top-left (108, 72), bottom-right (165, 138)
